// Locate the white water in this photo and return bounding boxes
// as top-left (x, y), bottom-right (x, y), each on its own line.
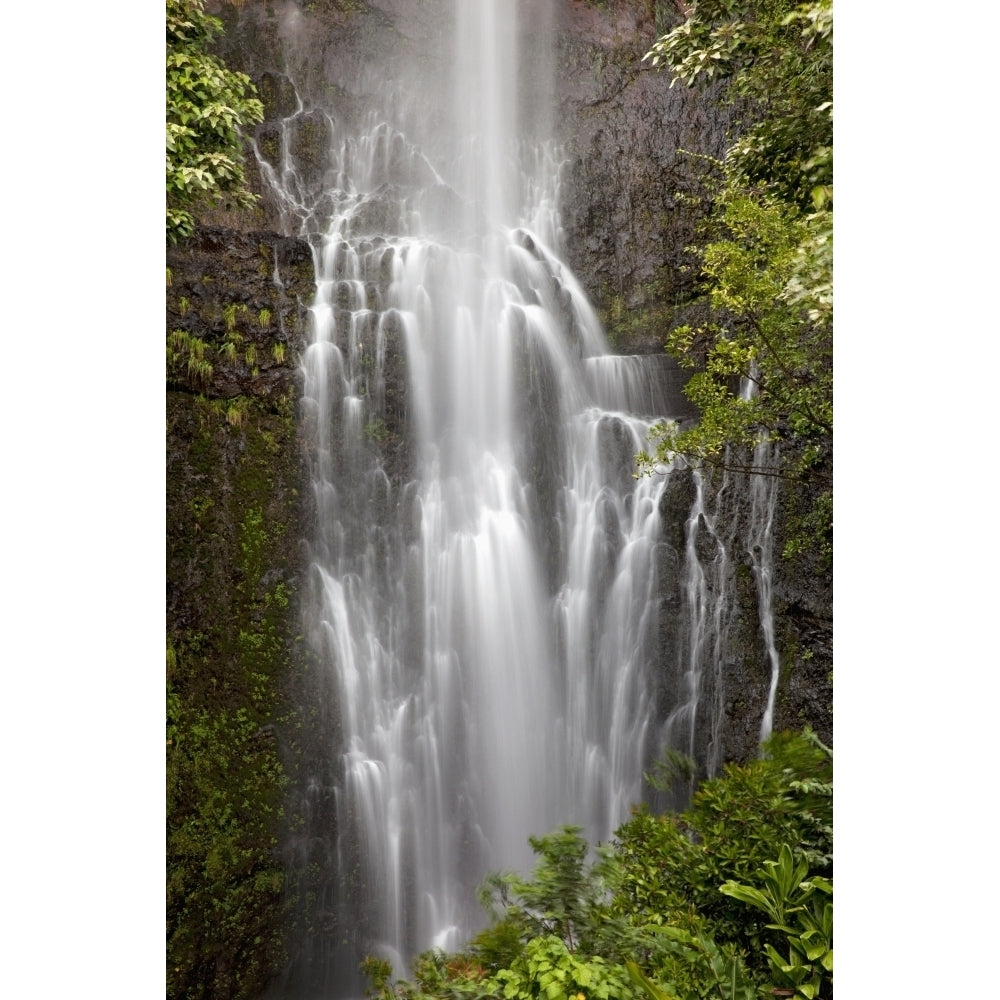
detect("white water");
top-left (248, 2), bottom-right (782, 994)
top-left (744, 418), bottom-right (782, 743)
top-left (299, 209), bottom-right (670, 975)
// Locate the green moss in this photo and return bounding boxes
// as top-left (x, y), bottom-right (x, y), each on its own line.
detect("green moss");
top-left (257, 129), bottom-right (281, 169)
top-left (364, 416), bottom-right (390, 444)
top-left (289, 116), bottom-right (331, 175)
top-left (167, 384), bottom-right (302, 999)
top-left (597, 272), bottom-right (688, 352)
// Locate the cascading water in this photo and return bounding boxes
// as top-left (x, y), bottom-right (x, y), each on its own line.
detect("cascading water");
top-left (659, 462), bottom-right (732, 786)
top-left (741, 372), bottom-right (782, 744)
top-left (749, 441), bottom-right (781, 744)
top-left (246, 2), bottom-right (783, 995)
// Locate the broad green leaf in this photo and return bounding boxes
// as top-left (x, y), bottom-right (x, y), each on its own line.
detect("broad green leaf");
top-left (625, 961), bottom-right (678, 1000)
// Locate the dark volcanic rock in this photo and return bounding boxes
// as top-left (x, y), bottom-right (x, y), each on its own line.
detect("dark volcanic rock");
top-left (166, 226), bottom-right (315, 403)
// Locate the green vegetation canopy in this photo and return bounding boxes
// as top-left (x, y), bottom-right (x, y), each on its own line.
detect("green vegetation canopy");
top-left (166, 0), bottom-right (263, 242)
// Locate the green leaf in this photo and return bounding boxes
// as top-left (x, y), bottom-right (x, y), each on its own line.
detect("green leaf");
top-left (625, 961), bottom-right (678, 1000)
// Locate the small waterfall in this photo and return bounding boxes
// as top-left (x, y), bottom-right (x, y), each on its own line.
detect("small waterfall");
top-left (656, 462), bottom-right (732, 789)
top-left (243, 2), bottom-right (784, 994)
top-left (653, 375), bottom-right (783, 788)
top-left (743, 415), bottom-right (781, 744)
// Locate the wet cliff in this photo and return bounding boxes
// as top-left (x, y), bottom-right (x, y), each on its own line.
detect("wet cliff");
top-left (166, 2), bottom-right (832, 996)
top-left (166, 227), bottom-right (313, 1000)
top-left (203, 0), bottom-right (724, 350)
top-left (195, 0), bottom-right (830, 754)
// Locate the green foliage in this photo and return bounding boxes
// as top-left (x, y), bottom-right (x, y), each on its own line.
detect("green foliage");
top-left (469, 919), bottom-right (528, 975)
top-left (362, 955), bottom-right (396, 1000)
top-left (605, 729), bottom-right (831, 976)
top-left (720, 844), bottom-right (811, 928)
top-left (492, 935), bottom-right (638, 1000)
top-left (637, 194), bottom-right (832, 561)
top-left (379, 731), bottom-right (831, 1000)
top-left (221, 396), bottom-right (250, 428)
top-left (639, 1), bottom-right (833, 563)
top-left (365, 417), bottom-right (391, 444)
top-left (626, 958), bottom-right (679, 1000)
top-left (644, 747), bottom-right (697, 794)
top-left (644, 0), bottom-right (832, 212)
top-left (626, 925), bottom-right (757, 1000)
top-left (502, 827), bottom-right (600, 951)
top-left (720, 846), bottom-right (832, 999)
top-left (166, 392), bottom-right (300, 998)
top-left (168, 328), bottom-right (214, 387)
top-left (166, 684), bottom-right (287, 999)
top-left (166, 0), bottom-right (263, 242)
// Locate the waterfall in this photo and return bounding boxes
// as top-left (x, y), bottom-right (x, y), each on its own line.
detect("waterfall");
top-left (741, 373), bottom-right (782, 744)
top-left (244, 2), bottom-right (783, 995)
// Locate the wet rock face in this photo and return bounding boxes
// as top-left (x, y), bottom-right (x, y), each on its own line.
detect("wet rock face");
top-left (650, 448), bottom-right (833, 770)
top-left (190, 0), bottom-right (831, 756)
top-left (166, 226), bottom-right (315, 404)
top-left (167, 223), bottom-right (317, 1000)
top-left (550, 2), bottom-right (730, 352)
top-left (204, 0), bottom-right (725, 345)
top-left (772, 484), bottom-right (834, 751)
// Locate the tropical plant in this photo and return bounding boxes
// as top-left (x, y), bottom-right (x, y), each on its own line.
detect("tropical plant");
top-left (166, 0), bottom-right (264, 242)
top-left (607, 729), bottom-right (832, 957)
top-left (639, 0), bottom-right (833, 563)
top-left (719, 846), bottom-right (832, 1000)
top-left (626, 925), bottom-right (757, 1000)
top-left (168, 328), bottom-right (214, 387)
top-left (492, 934), bottom-right (638, 1000)
top-left (477, 826), bottom-right (608, 955)
top-left (644, 0), bottom-right (832, 212)
top-left (369, 731), bottom-right (831, 1000)
top-left (362, 955), bottom-right (396, 1000)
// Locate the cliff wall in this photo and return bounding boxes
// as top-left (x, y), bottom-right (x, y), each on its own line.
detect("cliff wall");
top-left (166, 3), bottom-right (831, 995)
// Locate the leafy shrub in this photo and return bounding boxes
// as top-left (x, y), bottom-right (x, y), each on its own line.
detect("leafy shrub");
top-left (377, 730), bottom-right (832, 1000)
top-left (166, 0), bottom-right (263, 241)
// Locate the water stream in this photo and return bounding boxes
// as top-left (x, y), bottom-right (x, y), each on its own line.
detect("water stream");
top-left (248, 2), bottom-right (781, 994)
